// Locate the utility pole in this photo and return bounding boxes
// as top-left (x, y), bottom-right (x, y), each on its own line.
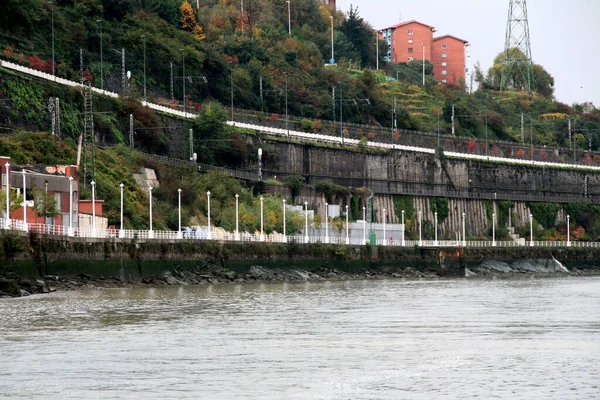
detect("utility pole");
top-left (339, 82), bottom-right (343, 145)
top-left (484, 106), bottom-right (488, 156)
top-left (170, 62), bottom-right (174, 101)
top-left (121, 49), bottom-right (126, 92)
top-left (259, 76), bottom-right (264, 113)
top-left (375, 31), bottom-right (379, 70)
top-left (142, 35), bottom-right (147, 102)
top-left (97, 19), bottom-right (103, 90)
top-left (332, 86), bottom-right (335, 124)
top-left (392, 96), bottom-right (397, 144)
top-left (129, 114), bottom-right (134, 150)
top-left (568, 119), bottom-right (572, 154)
top-left (451, 104), bottom-right (455, 135)
top-left (530, 114), bottom-right (533, 161)
top-left (49, 1), bottom-right (55, 76)
top-left (189, 128), bottom-right (194, 161)
top-left (182, 49), bottom-right (186, 117)
top-left (521, 112), bottom-right (525, 143)
top-left (229, 61), bottom-right (234, 120)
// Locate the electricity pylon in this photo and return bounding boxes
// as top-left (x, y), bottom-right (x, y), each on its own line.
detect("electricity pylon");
top-left (500, 0), bottom-right (534, 92)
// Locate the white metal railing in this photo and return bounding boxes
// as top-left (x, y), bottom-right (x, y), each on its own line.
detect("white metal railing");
top-left (1, 218), bottom-right (596, 249)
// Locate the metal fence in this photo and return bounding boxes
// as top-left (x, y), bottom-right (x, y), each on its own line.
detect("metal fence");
top-left (140, 152), bottom-right (259, 181)
top-left (0, 218), bottom-right (592, 249)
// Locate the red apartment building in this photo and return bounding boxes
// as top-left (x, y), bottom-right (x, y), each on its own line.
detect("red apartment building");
top-left (431, 35), bottom-right (469, 85)
top-left (379, 20), bottom-right (469, 86)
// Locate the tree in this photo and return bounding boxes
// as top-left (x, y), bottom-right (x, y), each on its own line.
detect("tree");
top-left (190, 101), bottom-right (228, 165)
top-left (484, 49), bottom-right (554, 98)
top-left (340, 5), bottom-right (376, 69)
top-left (0, 189), bottom-right (24, 216)
top-left (180, 0), bottom-right (206, 40)
top-left (33, 187), bottom-right (58, 219)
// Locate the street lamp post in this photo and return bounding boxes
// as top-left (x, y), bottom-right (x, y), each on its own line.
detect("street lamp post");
top-left (287, 0), bottom-right (291, 36)
top-left (282, 199), bottom-right (287, 243)
top-left (97, 20), bottom-right (103, 90)
top-left (492, 212), bottom-right (496, 246)
top-left (434, 211), bottom-right (438, 246)
top-left (462, 212), bottom-right (466, 247)
top-left (567, 215), bottom-right (571, 247)
top-left (148, 186), bottom-right (153, 239)
top-left (91, 180), bottom-right (96, 237)
top-left (418, 210), bottom-right (422, 246)
top-left (529, 213), bottom-right (533, 247)
top-left (178, 188), bottom-right (182, 239)
top-left (362, 206), bottom-right (366, 244)
top-left (49, 2), bottom-right (55, 76)
top-left (142, 35), bottom-right (147, 102)
top-left (260, 196), bottom-right (264, 241)
top-left (304, 201), bottom-right (309, 243)
top-left (207, 191), bottom-right (211, 239)
top-left (383, 208), bottom-right (387, 246)
top-left (284, 72), bottom-right (289, 138)
top-left (235, 194), bottom-right (239, 241)
top-left (21, 169), bottom-right (27, 232)
top-left (119, 183), bottom-right (124, 238)
top-left (345, 204), bottom-right (349, 245)
top-left (401, 209), bottom-right (405, 246)
top-left (422, 43), bottom-right (425, 86)
top-left (68, 176), bottom-right (73, 236)
top-left (330, 16), bottom-right (334, 64)
top-left (4, 162), bottom-right (9, 229)
top-left (325, 202), bottom-right (329, 244)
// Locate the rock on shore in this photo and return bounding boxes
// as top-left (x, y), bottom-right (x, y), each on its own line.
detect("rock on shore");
top-left (1, 257), bottom-right (597, 297)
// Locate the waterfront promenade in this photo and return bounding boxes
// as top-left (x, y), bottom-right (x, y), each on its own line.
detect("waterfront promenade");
top-left (1, 217), bottom-right (589, 249)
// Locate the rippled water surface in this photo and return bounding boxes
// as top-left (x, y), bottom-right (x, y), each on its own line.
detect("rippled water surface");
top-left (1, 277), bottom-right (600, 399)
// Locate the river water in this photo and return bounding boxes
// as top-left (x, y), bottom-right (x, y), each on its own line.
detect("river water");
top-left (1, 277), bottom-right (599, 399)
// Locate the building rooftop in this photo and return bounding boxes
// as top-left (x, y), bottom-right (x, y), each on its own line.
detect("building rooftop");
top-left (433, 34), bottom-right (469, 45)
top-left (379, 20), bottom-right (436, 33)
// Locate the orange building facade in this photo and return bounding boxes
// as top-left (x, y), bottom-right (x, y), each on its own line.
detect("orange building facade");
top-left (379, 21), bottom-right (435, 64)
top-left (379, 20), bottom-right (468, 86)
top-left (431, 35), bottom-right (469, 85)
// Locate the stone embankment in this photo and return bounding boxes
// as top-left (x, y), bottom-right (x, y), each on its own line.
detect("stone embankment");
top-left (2, 236), bottom-right (599, 297)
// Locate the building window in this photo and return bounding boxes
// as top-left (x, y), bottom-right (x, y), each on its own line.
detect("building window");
top-left (442, 53), bottom-right (447, 58)
top-left (408, 57), bottom-right (414, 61)
top-left (442, 44), bottom-right (447, 49)
top-left (442, 70), bottom-right (448, 75)
top-left (442, 79), bottom-right (447, 83)
top-left (408, 39), bottom-right (413, 44)
top-left (408, 48), bottom-right (413, 53)
top-left (408, 29), bottom-right (413, 35)
top-left (442, 62), bottom-right (447, 67)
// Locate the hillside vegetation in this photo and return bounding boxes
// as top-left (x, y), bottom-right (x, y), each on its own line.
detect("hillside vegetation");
top-left (1, 0), bottom-right (598, 151)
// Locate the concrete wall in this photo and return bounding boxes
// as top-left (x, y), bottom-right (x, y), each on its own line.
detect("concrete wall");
top-left (260, 140), bottom-right (597, 202)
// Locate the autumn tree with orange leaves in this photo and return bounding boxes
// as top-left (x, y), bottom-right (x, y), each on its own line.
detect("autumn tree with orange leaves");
top-left (180, 1), bottom-right (206, 40)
